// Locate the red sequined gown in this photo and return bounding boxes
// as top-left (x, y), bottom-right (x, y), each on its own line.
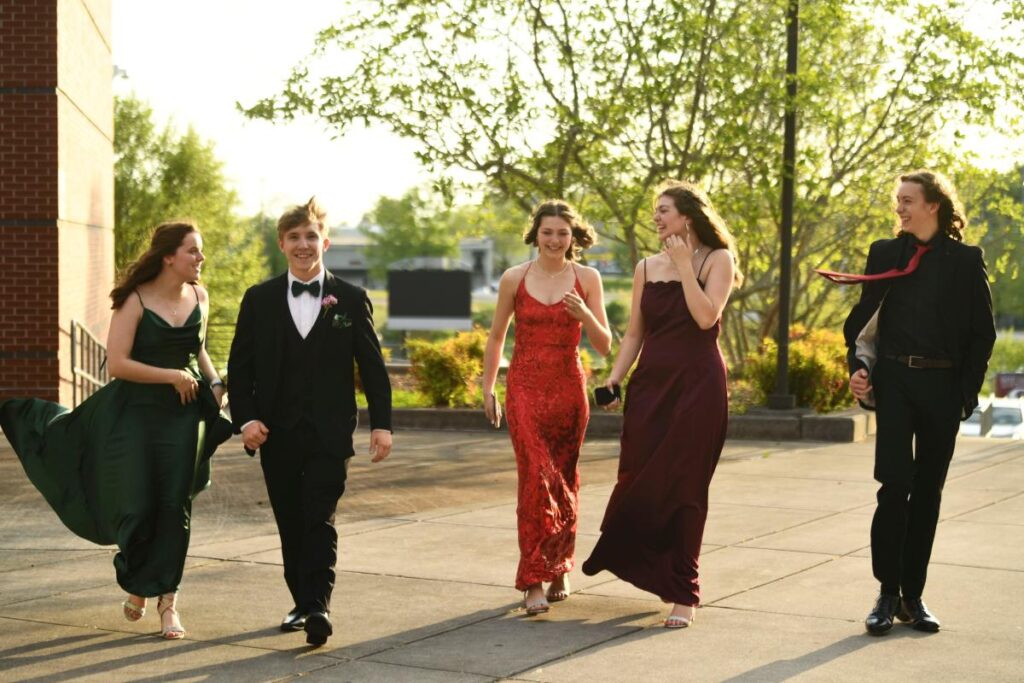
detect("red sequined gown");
top-left (505, 267), bottom-right (589, 591)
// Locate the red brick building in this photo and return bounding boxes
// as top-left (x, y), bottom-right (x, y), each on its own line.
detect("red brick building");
top-left (0, 0), bottom-right (114, 405)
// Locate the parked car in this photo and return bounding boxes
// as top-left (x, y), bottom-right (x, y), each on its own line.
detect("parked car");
top-left (960, 403), bottom-right (988, 437)
top-left (989, 399), bottom-right (1024, 439)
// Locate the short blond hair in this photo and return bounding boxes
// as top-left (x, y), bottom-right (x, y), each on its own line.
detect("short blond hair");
top-left (277, 196), bottom-right (327, 238)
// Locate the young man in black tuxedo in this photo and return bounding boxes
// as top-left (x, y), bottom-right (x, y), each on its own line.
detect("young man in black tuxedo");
top-left (841, 171), bottom-right (995, 635)
top-left (228, 197), bottom-right (393, 646)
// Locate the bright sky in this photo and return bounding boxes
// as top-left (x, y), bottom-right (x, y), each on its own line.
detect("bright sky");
top-left (112, 0), bottom-right (427, 226)
top-left (112, 1), bottom-right (1021, 228)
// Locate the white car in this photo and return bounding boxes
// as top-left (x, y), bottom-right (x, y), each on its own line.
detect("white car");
top-left (989, 399), bottom-right (1024, 439)
top-left (960, 404), bottom-right (987, 437)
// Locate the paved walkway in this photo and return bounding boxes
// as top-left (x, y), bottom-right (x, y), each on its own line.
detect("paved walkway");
top-left (1, 430), bottom-right (1022, 681)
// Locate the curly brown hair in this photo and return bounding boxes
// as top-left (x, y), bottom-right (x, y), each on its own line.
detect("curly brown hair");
top-left (896, 170), bottom-right (967, 241)
top-left (523, 199), bottom-right (597, 262)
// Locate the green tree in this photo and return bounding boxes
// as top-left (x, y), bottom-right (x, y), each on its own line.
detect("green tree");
top-left (361, 188), bottom-right (460, 276)
top-left (114, 95), bottom-right (268, 368)
top-left (957, 164), bottom-right (1024, 327)
top-left (243, 0), bottom-right (1024, 364)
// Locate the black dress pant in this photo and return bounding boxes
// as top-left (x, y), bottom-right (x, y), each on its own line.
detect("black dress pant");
top-left (260, 420), bottom-right (349, 614)
top-left (871, 357), bottom-right (961, 599)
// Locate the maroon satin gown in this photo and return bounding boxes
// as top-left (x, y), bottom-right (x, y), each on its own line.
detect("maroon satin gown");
top-left (582, 264), bottom-right (728, 606)
top-left (505, 266), bottom-right (589, 591)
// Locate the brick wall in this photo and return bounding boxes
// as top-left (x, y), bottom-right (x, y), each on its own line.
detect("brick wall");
top-left (0, 0), bottom-right (113, 404)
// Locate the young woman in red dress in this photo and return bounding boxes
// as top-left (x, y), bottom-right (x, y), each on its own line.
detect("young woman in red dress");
top-left (482, 200), bottom-right (612, 615)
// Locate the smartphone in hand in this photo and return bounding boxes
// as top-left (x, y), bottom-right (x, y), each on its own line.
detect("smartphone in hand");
top-left (594, 384), bottom-right (622, 406)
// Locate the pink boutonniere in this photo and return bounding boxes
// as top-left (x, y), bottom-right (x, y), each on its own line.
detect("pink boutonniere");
top-left (320, 294), bottom-right (338, 319)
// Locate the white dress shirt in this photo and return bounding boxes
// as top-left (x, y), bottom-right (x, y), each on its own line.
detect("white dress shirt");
top-left (287, 270), bottom-right (326, 339)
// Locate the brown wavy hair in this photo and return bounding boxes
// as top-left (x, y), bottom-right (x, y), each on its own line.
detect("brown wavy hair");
top-left (896, 170), bottom-right (967, 241)
top-left (110, 221), bottom-right (198, 309)
top-left (278, 196), bottom-right (327, 238)
top-left (656, 180), bottom-right (743, 286)
top-left (522, 199), bottom-right (597, 261)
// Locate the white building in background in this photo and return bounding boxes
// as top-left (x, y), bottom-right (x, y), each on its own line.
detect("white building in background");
top-left (324, 225), bottom-right (495, 291)
top-left (323, 227), bottom-right (372, 288)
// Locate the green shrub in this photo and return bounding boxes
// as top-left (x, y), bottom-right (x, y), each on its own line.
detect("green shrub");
top-left (605, 300), bottom-right (629, 337)
top-left (989, 332), bottom-right (1024, 393)
top-left (744, 325), bottom-right (854, 413)
top-left (406, 329), bottom-right (488, 407)
top-left (728, 377), bottom-right (761, 415)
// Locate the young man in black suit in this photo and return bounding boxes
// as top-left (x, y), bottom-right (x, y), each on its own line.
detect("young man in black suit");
top-left (228, 197), bottom-right (393, 646)
top-left (841, 170), bottom-right (995, 635)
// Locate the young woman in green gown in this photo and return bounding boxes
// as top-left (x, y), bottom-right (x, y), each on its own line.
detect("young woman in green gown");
top-left (0, 222), bottom-right (231, 639)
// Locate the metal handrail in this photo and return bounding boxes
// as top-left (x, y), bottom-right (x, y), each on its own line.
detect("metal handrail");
top-left (70, 319), bottom-right (108, 407)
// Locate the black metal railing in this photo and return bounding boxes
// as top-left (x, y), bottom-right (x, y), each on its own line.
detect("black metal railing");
top-left (70, 319), bottom-right (108, 407)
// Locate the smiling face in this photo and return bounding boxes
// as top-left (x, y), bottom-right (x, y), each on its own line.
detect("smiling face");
top-left (895, 181), bottom-right (939, 240)
top-left (654, 194), bottom-right (689, 242)
top-left (164, 230), bottom-right (204, 282)
top-left (535, 215), bottom-right (573, 260)
top-left (279, 221), bottom-right (330, 279)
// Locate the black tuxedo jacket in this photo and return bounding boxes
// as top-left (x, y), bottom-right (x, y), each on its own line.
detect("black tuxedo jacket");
top-left (842, 233), bottom-right (995, 419)
top-left (227, 271), bottom-right (392, 457)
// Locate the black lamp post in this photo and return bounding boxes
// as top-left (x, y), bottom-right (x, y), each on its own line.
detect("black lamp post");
top-left (768, 0), bottom-right (799, 410)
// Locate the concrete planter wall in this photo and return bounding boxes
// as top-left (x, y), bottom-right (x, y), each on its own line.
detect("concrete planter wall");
top-left (359, 406), bottom-right (876, 442)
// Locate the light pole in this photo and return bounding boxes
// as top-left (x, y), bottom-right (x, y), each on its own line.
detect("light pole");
top-left (768, 0), bottom-right (799, 410)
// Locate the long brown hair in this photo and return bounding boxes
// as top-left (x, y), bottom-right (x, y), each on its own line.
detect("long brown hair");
top-left (897, 170), bottom-right (967, 241)
top-left (110, 221), bottom-right (198, 309)
top-left (523, 199), bottom-right (597, 261)
top-left (656, 180), bottom-right (743, 286)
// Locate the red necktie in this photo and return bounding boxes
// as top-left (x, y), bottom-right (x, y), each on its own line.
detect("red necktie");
top-left (815, 243), bottom-right (932, 284)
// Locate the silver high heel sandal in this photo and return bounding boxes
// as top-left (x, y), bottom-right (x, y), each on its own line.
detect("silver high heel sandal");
top-left (157, 592), bottom-right (186, 640)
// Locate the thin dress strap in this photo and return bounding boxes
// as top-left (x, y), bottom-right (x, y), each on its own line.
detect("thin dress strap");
top-left (643, 258), bottom-right (647, 283)
top-left (134, 290), bottom-right (144, 306)
top-left (570, 263), bottom-right (585, 299)
top-left (696, 249), bottom-right (715, 286)
top-left (189, 282), bottom-right (200, 305)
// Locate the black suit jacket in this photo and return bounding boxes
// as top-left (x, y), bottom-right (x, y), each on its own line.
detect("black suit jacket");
top-left (842, 233), bottom-right (996, 419)
top-left (227, 271), bottom-right (392, 457)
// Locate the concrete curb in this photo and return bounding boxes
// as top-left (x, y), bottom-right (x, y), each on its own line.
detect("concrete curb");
top-left (359, 406), bottom-right (876, 442)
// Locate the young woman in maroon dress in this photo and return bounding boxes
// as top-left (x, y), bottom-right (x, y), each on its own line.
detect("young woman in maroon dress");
top-left (482, 200), bottom-right (612, 615)
top-left (582, 180), bottom-right (742, 628)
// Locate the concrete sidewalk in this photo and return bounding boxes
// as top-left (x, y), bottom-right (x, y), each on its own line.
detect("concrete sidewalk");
top-left (1, 430), bottom-right (1021, 681)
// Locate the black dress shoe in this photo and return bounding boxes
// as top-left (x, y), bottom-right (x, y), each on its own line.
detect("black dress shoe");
top-left (865, 593), bottom-right (901, 635)
top-left (304, 611), bottom-right (332, 646)
top-left (897, 597), bottom-right (940, 632)
top-left (280, 608), bottom-right (307, 632)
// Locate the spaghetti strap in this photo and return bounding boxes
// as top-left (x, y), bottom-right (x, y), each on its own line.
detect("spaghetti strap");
top-left (134, 290), bottom-right (144, 306)
top-left (696, 250), bottom-right (715, 284)
top-left (189, 283), bottom-right (200, 305)
top-left (643, 258), bottom-right (647, 283)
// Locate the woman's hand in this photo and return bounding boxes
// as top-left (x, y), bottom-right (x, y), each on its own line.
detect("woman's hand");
top-left (171, 370), bottom-right (198, 405)
top-left (602, 376), bottom-right (622, 410)
top-left (664, 233), bottom-right (694, 275)
top-left (484, 391), bottom-right (503, 428)
top-left (562, 290), bottom-right (591, 322)
top-left (212, 384), bottom-right (226, 409)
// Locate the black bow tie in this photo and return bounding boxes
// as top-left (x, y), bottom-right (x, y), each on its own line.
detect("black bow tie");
top-left (291, 280), bottom-right (321, 297)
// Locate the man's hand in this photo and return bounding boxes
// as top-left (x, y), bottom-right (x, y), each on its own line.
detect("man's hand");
top-left (369, 429), bottom-right (392, 463)
top-left (242, 420), bottom-right (269, 451)
top-left (849, 368), bottom-right (872, 401)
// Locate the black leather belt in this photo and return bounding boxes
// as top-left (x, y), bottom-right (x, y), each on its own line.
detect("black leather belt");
top-left (885, 354), bottom-right (953, 369)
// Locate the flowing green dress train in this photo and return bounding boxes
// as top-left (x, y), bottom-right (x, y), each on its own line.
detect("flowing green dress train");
top-left (0, 303), bottom-right (232, 597)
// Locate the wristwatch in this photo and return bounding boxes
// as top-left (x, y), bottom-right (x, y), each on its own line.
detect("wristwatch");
top-left (210, 379), bottom-right (225, 388)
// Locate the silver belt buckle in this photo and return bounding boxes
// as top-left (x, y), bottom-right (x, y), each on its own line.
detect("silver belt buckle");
top-left (907, 355), bottom-right (923, 368)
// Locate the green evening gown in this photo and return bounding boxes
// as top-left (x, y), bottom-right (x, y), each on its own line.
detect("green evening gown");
top-left (0, 302), bottom-right (232, 597)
